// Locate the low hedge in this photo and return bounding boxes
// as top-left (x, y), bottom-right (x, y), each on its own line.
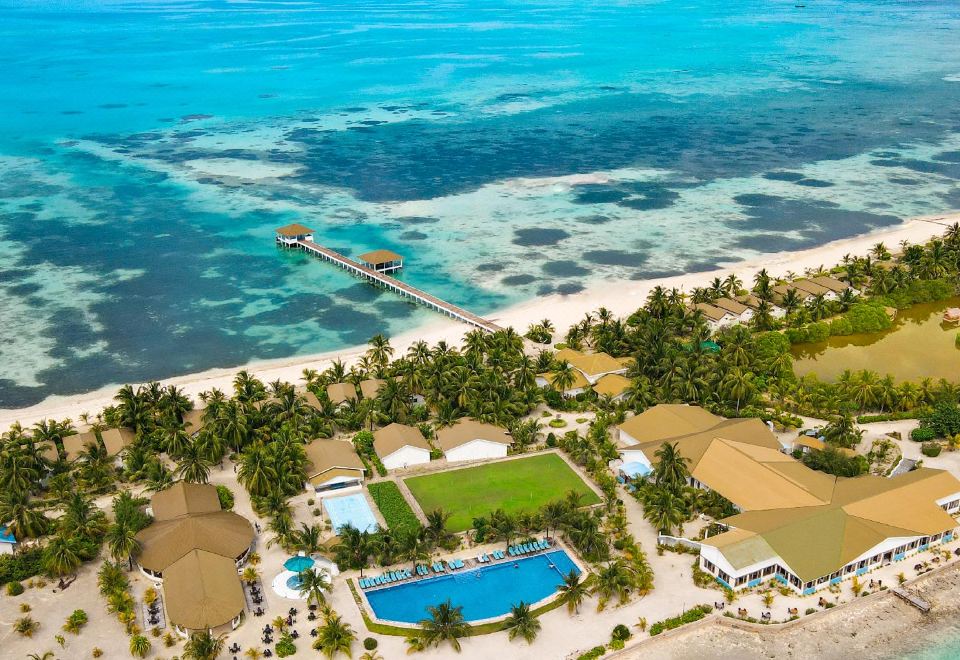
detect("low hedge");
top-left (649, 604), bottom-right (713, 636)
top-left (367, 481), bottom-right (421, 535)
top-left (577, 646), bottom-right (606, 660)
top-left (0, 548), bottom-right (43, 584)
top-left (921, 442), bottom-right (942, 457)
top-left (857, 411), bottom-right (922, 424)
top-left (911, 427), bottom-right (937, 442)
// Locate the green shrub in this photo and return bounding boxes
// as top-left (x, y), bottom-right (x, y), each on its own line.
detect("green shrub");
top-left (6, 580), bottom-right (24, 596)
top-left (363, 637), bottom-right (378, 650)
top-left (921, 442), bottom-right (942, 458)
top-left (805, 607), bottom-right (816, 615)
top-left (911, 427), bottom-right (937, 442)
top-left (367, 481), bottom-right (421, 536)
top-left (921, 403), bottom-right (960, 438)
top-left (215, 485), bottom-right (234, 511)
top-left (649, 605), bottom-right (712, 636)
top-left (549, 418), bottom-right (568, 428)
top-left (577, 646), bottom-right (606, 660)
top-left (275, 632), bottom-right (296, 658)
top-left (609, 638), bottom-right (625, 650)
top-left (0, 548), bottom-right (43, 584)
top-left (857, 411), bottom-right (922, 424)
top-left (611, 623), bottom-right (631, 641)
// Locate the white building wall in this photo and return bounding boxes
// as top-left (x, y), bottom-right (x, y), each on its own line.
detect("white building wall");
top-left (445, 440), bottom-right (509, 462)
top-left (382, 446), bottom-right (431, 471)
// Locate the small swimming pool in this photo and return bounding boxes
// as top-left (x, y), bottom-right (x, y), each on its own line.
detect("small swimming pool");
top-left (365, 550), bottom-right (579, 623)
top-left (286, 574), bottom-right (302, 589)
top-left (324, 493), bottom-right (379, 534)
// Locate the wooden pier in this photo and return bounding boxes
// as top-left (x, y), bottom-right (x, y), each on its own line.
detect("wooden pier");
top-left (275, 225), bottom-right (499, 333)
top-left (891, 587), bottom-right (930, 613)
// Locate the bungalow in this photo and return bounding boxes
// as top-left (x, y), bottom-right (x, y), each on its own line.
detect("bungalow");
top-left (359, 378), bottom-right (386, 400)
top-left (791, 279), bottom-right (838, 301)
top-left (275, 223), bottom-right (315, 246)
top-left (373, 423), bottom-right (431, 471)
top-left (61, 430), bottom-right (99, 462)
top-left (810, 275), bottom-right (859, 296)
top-left (302, 390), bottom-right (323, 411)
top-left (712, 297), bottom-right (754, 324)
top-left (304, 439), bottom-right (366, 494)
top-left (358, 249), bottom-right (403, 274)
top-left (326, 382), bottom-right (358, 407)
top-left (593, 373), bottom-right (632, 400)
top-left (436, 419), bottom-right (512, 462)
top-left (690, 302), bottom-right (736, 329)
top-left (535, 370), bottom-right (590, 397)
top-left (736, 294), bottom-right (786, 319)
top-left (101, 427), bottom-right (135, 466)
top-left (554, 348), bottom-right (628, 384)
top-left (772, 284), bottom-right (813, 304)
top-left (135, 482), bottom-right (254, 636)
top-left (182, 408), bottom-right (205, 436)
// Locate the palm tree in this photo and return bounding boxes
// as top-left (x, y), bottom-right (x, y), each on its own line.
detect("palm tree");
top-left (296, 567), bottom-right (332, 606)
top-left (0, 490), bottom-right (49, 539)
top-left (504, 601), bottom-right (540, 644)
top-left (313, 614), bottom-right (356, 658)
top-left (558, 569), bottom-right (588, 614)
top-left (423, 509), bottom-right (451, 548)
top-left (105, 521), bottom-right (141, 570)
top-left (419, 600), bottom-right (468, 652)
top-left (590, 560), bottom-right (633, 610)
top-left (333, 525), bottom-right (372, 576)
top-left (550, 361), bottom-right (577, 395)
top-left (721, 367), bottom-right (755, 412)
top-left (42, 535), bottom-right (82, 577)
top-left (652, 442), bottom-right (690, 491)
top-left (640, 487), bottom-right (687, 536)
top-left (183, 631), bottom-right (227, 660)
top-left (367, 334), bottom-right (395, 373)
top-left (176, 441), bottom-right (212, 483)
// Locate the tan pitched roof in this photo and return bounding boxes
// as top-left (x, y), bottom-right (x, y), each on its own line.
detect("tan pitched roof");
top-left (358, 249), bottom-right (403, 265)
top-left (736, 294), bottom-right (763, 310)
top-left (593, 373), bottom-right (631, 398)
top-left (136, 511), bottom-right (254, 573)
top-left (691, 302), bottom-right (731, 322)
top-left (713, 297), bottom-right (749, 315)
top-left (163, 550), bottom-right (246, 631)
top-left (707, 468), bottom-right (960, 582)
top-left (302, 390), bottom-right (323, 410)
top-left (151, 482), bottom-right (222, 521)
top-left (40, 441), bottom-right (60, 463)
top-left (772, 284), bottom-right (813, 301)
top-left (810, 276), bottom-right (851, 293)
top-left (436, 419), bottom-right (511, 451)
top-left (794, 436), bottom-right (826, 451)
top-left (305, 439), bottom-right (365, 478)
top-left (791, 279), bottom-right (832, 296)
top-left (275, 223), bottom-right (314, 237)
top-left (373, 423), bottom-right (430, 459)
top-left (326, 382), bottom-right (358, 405)
top-left (554, 348), bottom-right (625, 377)
top-left (182, 408), bottom-right (205, 434)
top-left (61, 431), bottom-right (99, 462)
top-left (538, 370), bottom-right (590, 392)
top-left (101, 427), bottom-right (135, 457)
top-left (359, 378), bottom-right (386, 399)
top-left (618, 404), bottom-right (722, 446)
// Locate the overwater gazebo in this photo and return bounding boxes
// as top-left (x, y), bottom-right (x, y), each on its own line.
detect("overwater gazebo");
top-left (358, 249), bottom-right (403, 273)
top-left (275, 223), bottom-right (315, 247)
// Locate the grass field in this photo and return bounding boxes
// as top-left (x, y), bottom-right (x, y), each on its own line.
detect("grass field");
top-left (403, 453), bottom-right (600, 532)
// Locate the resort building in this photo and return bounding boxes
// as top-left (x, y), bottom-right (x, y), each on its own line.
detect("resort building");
top-left (358, 249), bottom-right (403, 273)
top-left (772, 284), bottom-right (813, 303)
top-left (61, 430), bottom-right (99, 462)
top-left (790, 279), bottom-right (839, 301)
top-left (535, 370), bottom-right (590, 397)
top-left (326, 382), bottom-right (358, 407)
top-left (616, 405), bottom-right (960, 595)
top-left (436, 418), bottom-right (512, 462)
top-left (304, 439), bottom-right (366, 494)
top-left (554, 348), bottom-right (628, 385)
top-left (593, 373), bottom-right (632, 400)
top-left (301, 390), bottom-right (323, 410)
top-left (275, 223), bottom-right (314, 246)
top-left (359, 378), bottom-right (386, 400)
top-left (182, 408), bottom-right (205, 436)
top-left (810, 275), bottom-right (858, 295)
top-left (135, 483), bottom-right (254, 636)
top-left (101, 427), bottom-right (135, 466)
top-left (736, 294), bottom-right (786, 318)
top-left (712, 297), bottom-right (754, 324)
top-left (373, 423), bottom-right (431, 471)
top-left (690, 302), bottom-right (736, 329)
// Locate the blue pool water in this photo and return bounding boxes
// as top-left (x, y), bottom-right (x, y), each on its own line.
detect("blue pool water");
top-left (324, 493), bottom-right (379, 534)
top-left (365, 549), bottom-right (579, 623)
top-left (286, 574), bottom-right (302, 590)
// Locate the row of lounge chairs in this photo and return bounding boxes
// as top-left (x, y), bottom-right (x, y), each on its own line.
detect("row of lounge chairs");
top-left (476, 550), bottom-right (504, 562)
top-left (359, 568), bottom-right (412, 589)
top-left (508, 539), bottom-right (550, 556)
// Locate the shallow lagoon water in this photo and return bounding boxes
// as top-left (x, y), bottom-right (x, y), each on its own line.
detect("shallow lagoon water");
top-left (2, 0), bottom-right (960, 406)
top-left (792, 298), bottom-right (960, 383)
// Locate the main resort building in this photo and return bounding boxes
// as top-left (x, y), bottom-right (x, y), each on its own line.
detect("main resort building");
top-left (617, 405), bottom-right (960, 595)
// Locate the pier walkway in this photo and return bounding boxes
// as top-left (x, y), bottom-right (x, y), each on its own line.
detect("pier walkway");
top-left (295, 239), bottom-right (500, 333)
top-left (891, 586), bottom-right (930, 612)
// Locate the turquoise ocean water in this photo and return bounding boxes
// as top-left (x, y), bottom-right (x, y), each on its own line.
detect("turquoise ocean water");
top-left (2, 0), bottom-right (960, 410)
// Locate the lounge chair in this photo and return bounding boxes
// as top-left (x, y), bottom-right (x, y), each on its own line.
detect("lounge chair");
top-left (361, 579), bottom-right (368, 588)
top-left (497, 550), bottom-right (505, 559)
top-left (522, 544), bottom-right (530, 553)
top-left (457, 559), bottom-right (464, 568)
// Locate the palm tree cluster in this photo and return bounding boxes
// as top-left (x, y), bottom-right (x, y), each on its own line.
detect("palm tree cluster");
top-left (97, 560), bottom-right (138, 634)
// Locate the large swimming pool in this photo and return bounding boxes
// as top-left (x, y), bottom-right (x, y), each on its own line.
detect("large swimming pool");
top-left (324, 493), bottom-right (379, 534)
top-left (365, 550), bottom-right (579, 623)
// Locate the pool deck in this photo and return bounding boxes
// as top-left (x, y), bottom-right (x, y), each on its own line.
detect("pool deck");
top-left (352, 538), bottom-right (586, 627)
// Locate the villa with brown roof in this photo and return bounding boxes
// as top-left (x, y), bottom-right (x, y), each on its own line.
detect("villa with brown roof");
top-left (135, 482), bottom-right (254, 636)
top-left (61, 430), bottom-right (99, 462)
top-left (358, 249), bottom-right (403, 273)
top-left (689, 302), bottom-right (736, 328)
top-left (359, 378), bottom-right (386, 399)
top-left (373, 423), bottom-right (431, 470)
top-left (593, 373), bottom-right (632, 400)
top-left (326, 382), bottom-right (358, 407)
top-left (791, 279), bottom-right (838, 300)
top-left (101, 427), bottom-right (135, 465)
top-left (182, 408), bottom-right (205, 436)
top-left (712, 297), bottom-right (754, 323)
top-left (554, 348), bottom-right (627, 384)
top-left (436, 418), bottom-right (512, 462)
top-left (275, 223), bottom-right (315, 246)
top-left (810, 275), bottom-right (857, 295)
top-left (535, 369), bottom-right (590, 397)
top-left (304, 439), bottom-right (365, 493)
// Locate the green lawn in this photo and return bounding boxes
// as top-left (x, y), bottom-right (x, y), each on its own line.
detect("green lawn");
top-left (403, 453), bottom-right (600, 532)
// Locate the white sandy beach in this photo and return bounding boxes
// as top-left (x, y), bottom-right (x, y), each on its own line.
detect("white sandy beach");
top-left (1, 211), bottom-right (956, 433)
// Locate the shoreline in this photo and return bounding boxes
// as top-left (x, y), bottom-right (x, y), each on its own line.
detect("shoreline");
top-left (1, 211), bottom-right (956, 432)
top-left (612, 560), bottom-right (960, 660)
